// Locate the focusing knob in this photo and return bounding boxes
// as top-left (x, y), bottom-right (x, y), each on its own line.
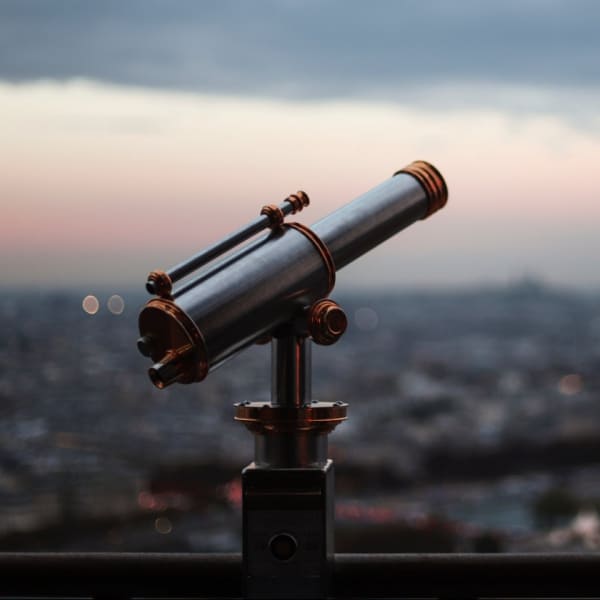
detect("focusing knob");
top-left (308, 299), bottom-right (347, 345)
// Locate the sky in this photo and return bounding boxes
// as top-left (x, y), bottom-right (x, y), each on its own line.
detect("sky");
top-left (1, 0), bottom-right (600, 291)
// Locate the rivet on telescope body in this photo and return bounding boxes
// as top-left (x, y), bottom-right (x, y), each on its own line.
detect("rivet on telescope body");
top-left (148, 359), bottom-right (179, 389)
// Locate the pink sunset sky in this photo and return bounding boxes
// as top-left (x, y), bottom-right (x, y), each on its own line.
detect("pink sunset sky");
top-left (2, 2), bottom-right (599, 290)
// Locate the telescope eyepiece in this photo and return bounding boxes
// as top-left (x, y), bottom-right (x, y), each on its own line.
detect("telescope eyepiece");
top-left (148, 345), bottom-right (195, 389)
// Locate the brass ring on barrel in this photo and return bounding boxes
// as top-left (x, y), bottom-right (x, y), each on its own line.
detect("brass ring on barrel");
top-left (285, 222), bottom-right (336, 294)
top-left (395, 160), bottom-right (448, 218)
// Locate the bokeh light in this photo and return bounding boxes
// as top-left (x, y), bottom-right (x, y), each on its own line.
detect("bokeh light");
top-left (154, 517), bottom-right (173, 535)
top-left (107, 294), bottom-right (125, 315)
top-left (82, 295), bottom-right (99, 315)
top-left (558, 374), bottom-right (583, 396)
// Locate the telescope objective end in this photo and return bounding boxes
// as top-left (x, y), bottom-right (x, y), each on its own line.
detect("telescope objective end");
top-left (395, 160), bottom-right (448, 218)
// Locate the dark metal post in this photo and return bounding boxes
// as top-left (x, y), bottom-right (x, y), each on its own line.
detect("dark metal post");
top-left (241, 334), bottom-right (335, 599)
top-left (272, 335), bottom-right (311, 409)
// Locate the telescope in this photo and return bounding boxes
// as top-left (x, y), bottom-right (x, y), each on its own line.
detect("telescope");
top-left (138, 160), bottom-right (446, 389)
top-left (137, 160), bottom-right (447, 598)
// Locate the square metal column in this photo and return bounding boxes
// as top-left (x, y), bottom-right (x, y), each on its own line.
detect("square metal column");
top-left (242, 461), bottom-right (334, 599)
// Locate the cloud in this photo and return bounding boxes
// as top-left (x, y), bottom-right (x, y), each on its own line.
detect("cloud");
top-left (1, 0), bottom-right (599, 119)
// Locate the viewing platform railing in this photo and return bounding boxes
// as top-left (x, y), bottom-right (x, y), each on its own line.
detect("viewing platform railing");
top-left (0, 552), bottom-right (599, 599)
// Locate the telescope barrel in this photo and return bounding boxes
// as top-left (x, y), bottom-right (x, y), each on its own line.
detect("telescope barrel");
top-left (313, 161), bottom-right (446, 270)
top-left (138, 160), bottom-right (447, 388)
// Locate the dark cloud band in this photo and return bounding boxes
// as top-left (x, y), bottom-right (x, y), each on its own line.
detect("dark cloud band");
top-left (1, 0), bottom-right (599, 103)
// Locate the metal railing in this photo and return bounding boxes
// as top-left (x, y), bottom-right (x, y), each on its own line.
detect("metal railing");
top-left (0, 552), bottom-right (599, 599)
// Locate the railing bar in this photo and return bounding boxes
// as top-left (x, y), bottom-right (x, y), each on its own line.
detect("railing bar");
top-left (0, 553), bottom-right (599, 599)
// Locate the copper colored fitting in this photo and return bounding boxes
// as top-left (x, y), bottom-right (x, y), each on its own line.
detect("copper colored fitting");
top-left (146, 270), bottom-right (173, 298)
top-left (138, 297), bottom-right (209, 387)
top-left (286, 222), bottom-right (336, 294)
top-left (234, 401), bottom-right (347, 435)
top-left (149, 345), bottom-right (193, 389)
top-left (308, 299), bottom-right (347, 345)
top-left (260, 204), bottom-right (286, 229)
top-left (396, 160), bottom-right (448, 218)
top-left (285, 190), bottom-right (310, 214)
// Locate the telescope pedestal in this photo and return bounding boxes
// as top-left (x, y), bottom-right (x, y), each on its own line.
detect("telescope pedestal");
top-left (242, 461), bottom-right (334, 599)
top-left (235, 334), bottom-right (346, 599)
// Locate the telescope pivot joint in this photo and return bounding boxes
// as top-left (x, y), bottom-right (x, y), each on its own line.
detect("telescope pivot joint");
top-left (267, 299), bottom-right (347, 346)
top-left (308, 299), bottom-right (347, 345)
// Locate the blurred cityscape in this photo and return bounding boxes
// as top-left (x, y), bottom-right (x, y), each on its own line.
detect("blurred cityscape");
top-left (1, 282), bottom-right (600, 553)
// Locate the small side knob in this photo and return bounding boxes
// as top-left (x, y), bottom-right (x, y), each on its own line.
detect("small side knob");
top-left (146, 270), bottom-right (173, 298)
top-left (308, 299), bottom-right (347, 345)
